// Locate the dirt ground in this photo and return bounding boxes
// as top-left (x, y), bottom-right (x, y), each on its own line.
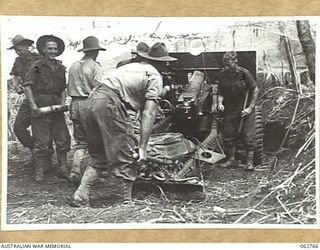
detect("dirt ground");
top-left (6, 141), bottom-right (316, 225)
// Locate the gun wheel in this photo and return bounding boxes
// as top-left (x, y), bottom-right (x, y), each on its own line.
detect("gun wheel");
top-left (253, 105), bottom-right (264, 166)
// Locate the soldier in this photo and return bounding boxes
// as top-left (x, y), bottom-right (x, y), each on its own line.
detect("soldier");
top-left (8, 35), bottom-right (42, 167)
top-left (70, 42), bottom-right (177, 207)
top-left (217, 51), bottom-right (259, 170)
top-left (67, 36), bottom-right (106, 186)
top-left (23, 35), bottom-right (71, 182)
top-left (116, 42), bottom-right (149, 68)
top-left (116, 42), bottom-right (150, 138)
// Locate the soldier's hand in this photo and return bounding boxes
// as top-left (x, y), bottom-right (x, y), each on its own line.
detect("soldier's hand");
top-left (241, 107), bottom-right (253, 117)
top-left (31, 107), bottom-right (42, 118)
top-left (217, 104), bottom-right (225, 112)
top-left (10, 77), bottom-right (24, 94)
top-left (14, 85), bottom-right (24, 95)
top-left (16, 87), bottom-right (24, 95)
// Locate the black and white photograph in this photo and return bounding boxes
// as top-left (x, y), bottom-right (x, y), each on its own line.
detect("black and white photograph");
top-left (1, 16), bottom-right (318, 229)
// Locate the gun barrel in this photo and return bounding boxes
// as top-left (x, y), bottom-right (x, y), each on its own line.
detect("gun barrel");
top-left (173, 67), bottom-right (219, 71)
top-left (185, 70), bottom-right (205, 94)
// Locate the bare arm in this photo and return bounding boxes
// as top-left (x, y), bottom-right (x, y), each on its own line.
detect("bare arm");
top-left (24, 85), bottom-right (41, 117)
top-left (58, 90), bottom-right (67, 105)
top-left (217, 95), bottom-right (224, 105)
top-left (160, 85), bottom-right (171, 97)
top-left (10, 76), bottom-right (24, 94)
top-left (248, 86), bottom-right (259, 109)
top-left (217, 95), bottom-right (225, 112)
top-left (24, 85), bottom-right (37, 109)
top-left (139, 99), bottom-right (157, 160)
top-left (216, 77), bottom-right (225, 112)
top-left (241, 86), bottom-right (259, 117)
top-left (241, 69), bottom-right (259, 117)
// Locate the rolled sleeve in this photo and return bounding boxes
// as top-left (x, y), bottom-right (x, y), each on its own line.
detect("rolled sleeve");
top-left (23, 65), bottom-right (38, 87)
top-left (145, 74), bottom-right (163, 102)
top-left (10, 58), bottom-right (21, 76)
top-left (244, 71), bottom-right (257, 92)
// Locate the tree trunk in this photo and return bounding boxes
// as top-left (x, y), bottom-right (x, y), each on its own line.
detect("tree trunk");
top-left (296, 20), bottom-right (315, 84)
top-left (279, 22), bottom-right (301, 93)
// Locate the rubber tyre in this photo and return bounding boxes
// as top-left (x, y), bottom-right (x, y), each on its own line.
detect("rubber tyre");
top-left (253, 106), bottom-right (264, 166)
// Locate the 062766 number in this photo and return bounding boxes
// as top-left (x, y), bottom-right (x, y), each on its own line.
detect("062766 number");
top-left (300, 244), bottom-right (319, 249)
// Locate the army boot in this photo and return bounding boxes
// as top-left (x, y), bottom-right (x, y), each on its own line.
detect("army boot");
top-left (111, 162), bottom-right (135, 203)
top-left (24, 149), bottom-right (35, 168)
top-left (70, 165), bottom-right (100, 207)
top-left (57, 151), bottom-right (70, 179)
top-left (245, 150), bottom-right (255, 171)
top-left (69, 148), bottom-right (86, 186)
top-left (34, 156), bottom-right (50, 182)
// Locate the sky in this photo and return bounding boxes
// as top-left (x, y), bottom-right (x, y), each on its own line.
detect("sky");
top-left (2, 16), bottom-right (239, 39)
top-left (1, 16), bottom-right (317, 78)
top-left (1, 16), bottom-right (240, 78)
